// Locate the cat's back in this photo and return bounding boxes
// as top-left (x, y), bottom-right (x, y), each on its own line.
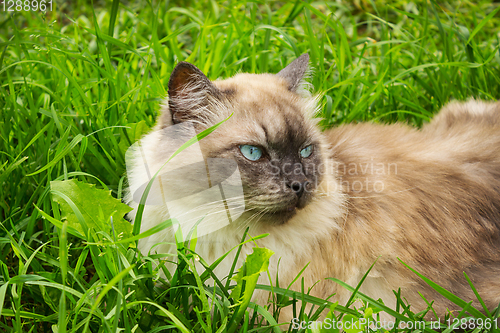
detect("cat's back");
top-left (325, 99), bottom-right (500, 176)
top-left (322, 99), bottom-right (500, 227)
top-left (320, 100), bottom-right (500, 314)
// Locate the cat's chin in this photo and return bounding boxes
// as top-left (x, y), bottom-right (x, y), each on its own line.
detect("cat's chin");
top-left (265, 207), bottom-right (299, 225)
top-left (241, 206), bottom-right (300, 226)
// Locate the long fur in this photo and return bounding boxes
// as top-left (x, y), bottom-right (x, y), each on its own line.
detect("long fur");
top-left (125, 60), bottom-right (500, 324)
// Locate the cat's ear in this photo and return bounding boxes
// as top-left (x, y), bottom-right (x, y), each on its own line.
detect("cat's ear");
top-left (277, 53), bottom-right (310, 92)
top-left (167, 62), bottom-right (221, 125)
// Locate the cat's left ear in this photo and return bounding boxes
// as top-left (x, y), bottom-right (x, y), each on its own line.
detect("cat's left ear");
top-left (277, 54), bottom-right (309, 92)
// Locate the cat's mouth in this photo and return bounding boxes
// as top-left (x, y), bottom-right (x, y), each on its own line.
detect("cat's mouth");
top-left (243, 189), bottom-right (314, 225)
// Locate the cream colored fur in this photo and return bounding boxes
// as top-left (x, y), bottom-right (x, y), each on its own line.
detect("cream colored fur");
top-left (126, 58), bottom-right (500, 325)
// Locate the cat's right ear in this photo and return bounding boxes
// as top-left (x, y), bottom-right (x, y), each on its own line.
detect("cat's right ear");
top-left (166, 62), bottom-right (221, 125)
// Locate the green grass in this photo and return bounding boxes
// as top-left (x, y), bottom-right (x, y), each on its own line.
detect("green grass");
top-left (1, 0), bottom-right (500, 331)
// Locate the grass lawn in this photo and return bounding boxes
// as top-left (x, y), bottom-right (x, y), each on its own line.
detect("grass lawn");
top-left (1, 0), bottom-right (500, 331)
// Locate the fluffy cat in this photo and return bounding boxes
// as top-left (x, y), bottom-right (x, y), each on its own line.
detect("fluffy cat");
top-left (125, 54), bottom-right (500, 323)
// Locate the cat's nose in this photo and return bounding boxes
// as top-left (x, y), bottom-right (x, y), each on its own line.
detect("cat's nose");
top-left (288, 180), bottom-right (309, 199)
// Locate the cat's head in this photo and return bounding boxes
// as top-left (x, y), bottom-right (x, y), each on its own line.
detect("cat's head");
top-left (158, 55), bottom-right (332, 225)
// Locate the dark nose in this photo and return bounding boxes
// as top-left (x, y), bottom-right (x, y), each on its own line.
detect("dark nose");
top-left (288, 180), bottom-right (309, 199)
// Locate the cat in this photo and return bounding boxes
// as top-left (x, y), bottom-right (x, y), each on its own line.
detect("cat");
top-left (125, 54), bottom-right (500, 324)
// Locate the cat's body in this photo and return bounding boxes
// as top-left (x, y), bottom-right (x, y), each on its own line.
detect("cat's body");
top-left (125, 54), bottom-right (500, 322)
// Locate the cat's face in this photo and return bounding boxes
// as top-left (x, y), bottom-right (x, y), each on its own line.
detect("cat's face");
top-left (160, 55), bottom-right (327, 225)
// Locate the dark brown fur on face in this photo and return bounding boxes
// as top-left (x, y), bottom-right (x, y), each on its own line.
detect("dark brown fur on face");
top-left (127, 55), bottom-right (500, 324)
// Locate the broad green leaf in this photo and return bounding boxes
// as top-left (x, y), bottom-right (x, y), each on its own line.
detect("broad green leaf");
top-left (228, 247), bottom-right (274, 332)
top-left (231, 247), bottom-right (274, 302)
top-left (228, 247), bottom-right (273, 333)
top-left (50, 179), bottom-right (133, 242)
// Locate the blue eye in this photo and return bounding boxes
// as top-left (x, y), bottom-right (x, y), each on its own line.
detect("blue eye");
top-left (239, 145), bottom-right (263, 161)
top-left (300, 145), bottom-right (313, 158)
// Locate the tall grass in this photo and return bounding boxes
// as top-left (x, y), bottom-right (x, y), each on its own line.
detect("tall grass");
top-left (0, 0), bottom-right (499, 331)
